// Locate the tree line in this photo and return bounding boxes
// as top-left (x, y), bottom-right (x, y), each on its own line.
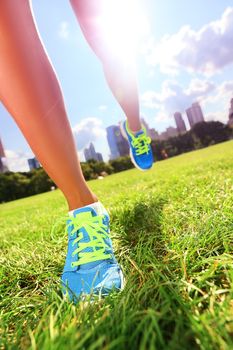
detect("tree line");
top-left (0, 121), bottom-right (232, 203)
top-left (151, 120), bottom-right (232, 160)
top-left (0, 156), bottom-right (134, 203)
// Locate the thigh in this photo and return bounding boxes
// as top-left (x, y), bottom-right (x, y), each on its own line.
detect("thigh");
top-left (0, 0), bottom-right (59, 121)
top-left (0, 0), bottom-right (33, 107)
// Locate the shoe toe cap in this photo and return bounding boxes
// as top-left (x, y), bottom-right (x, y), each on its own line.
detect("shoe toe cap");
top-left (61, 264), bottom-right (124, 300)
top-left (135, 154), bottom-right (154, 170)
top-left (93, 266), bottom-right (124, 293)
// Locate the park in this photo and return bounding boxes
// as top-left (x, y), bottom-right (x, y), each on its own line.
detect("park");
top-left (1, 141), bottom-right (232, 349)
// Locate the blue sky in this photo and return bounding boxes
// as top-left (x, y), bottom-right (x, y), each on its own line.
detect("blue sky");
top-left (1, 0), bottom-right (233, 171)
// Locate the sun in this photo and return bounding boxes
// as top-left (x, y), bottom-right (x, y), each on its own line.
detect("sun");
top-left (98, 0), bottom-right (150, 63)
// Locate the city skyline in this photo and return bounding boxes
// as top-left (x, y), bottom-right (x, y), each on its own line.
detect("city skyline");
top-left (1, 1), bottom-right (233, 171)
top-left (1, 96), bottom-right (232, 172)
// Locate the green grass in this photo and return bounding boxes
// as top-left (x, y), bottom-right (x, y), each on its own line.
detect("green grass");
top-left (0, 141), bottom-right (233, 350)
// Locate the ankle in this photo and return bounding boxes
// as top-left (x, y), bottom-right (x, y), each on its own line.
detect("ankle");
top-left (67, 192), bottom-right (98, 211)
top-left (127, 120), bottom-right (142, 134)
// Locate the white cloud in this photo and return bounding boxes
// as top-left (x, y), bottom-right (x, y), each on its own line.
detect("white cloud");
top-left (98, 105), bottom-right (108, 111)
top-left (203, 80), bottom-right (233, 106)
top-left (72, 117), bottom-right (106, 150)
top-left (58, 21), bottom-right (70, 40)
top-left (202, 80), bottom-right (233, 123)
top-left (146, 7), bottom-right (233, 76)
top-left (141, 78), bottom-right (233, 125)
top-left (141, 79), bottom-right (215, 115)
top-left (205, 111), bottom-right (227, 123)
top-left (5, 150), bottom-right (32, 172)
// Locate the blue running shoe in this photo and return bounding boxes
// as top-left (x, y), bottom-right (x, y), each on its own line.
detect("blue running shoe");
top-left (61, 201), bottom-right (124, 301)
top-left (120, 120), bottom-right (154, 171)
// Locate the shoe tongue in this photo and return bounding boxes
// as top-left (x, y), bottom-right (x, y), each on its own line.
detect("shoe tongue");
top-left (72, 206), bottom-right (97, 218)
top-left (71, 206), bottom-right (102, 270)
top-left (134, 129), bottom-right (144, 137)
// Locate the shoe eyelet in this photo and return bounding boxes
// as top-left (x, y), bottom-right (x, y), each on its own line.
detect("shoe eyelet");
top-left (71, 262), bottom-right (75, 268)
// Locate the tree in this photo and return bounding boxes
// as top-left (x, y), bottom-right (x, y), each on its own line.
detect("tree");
top-left (109, 156), bottom-right (134, 172)
top-left (80, 162), bottom-right (94, 180)
top-left (29, 168), bottom-right (55, 194)
top-left (191, 121), bottom-right (231, 147)
top-left (0, 172), bottom-right (30, 202)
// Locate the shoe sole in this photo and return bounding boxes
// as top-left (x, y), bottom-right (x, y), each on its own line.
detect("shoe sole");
top-left (119, 120), bottom-right (153, 172)
top-left (119, 265), bottom-right (125, 290)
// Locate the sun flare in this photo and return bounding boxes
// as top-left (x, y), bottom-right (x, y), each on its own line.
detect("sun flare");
top-left (98, 0), bottom-right (150, 63)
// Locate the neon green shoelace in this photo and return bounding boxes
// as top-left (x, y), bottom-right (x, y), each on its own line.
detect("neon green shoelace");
top-left (67, 212), bottom-right (112, 267)
top-left (131, 133), bottom-right (152, 156)
top-left (125, 121), bottom-right (151, 156)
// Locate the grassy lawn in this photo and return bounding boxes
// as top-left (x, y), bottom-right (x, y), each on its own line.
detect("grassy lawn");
top-left (0, 141), bottom-right (233, 350)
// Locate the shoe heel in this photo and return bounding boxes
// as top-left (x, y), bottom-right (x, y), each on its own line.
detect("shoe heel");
top-left (119, 120), bottom-right (128, 141)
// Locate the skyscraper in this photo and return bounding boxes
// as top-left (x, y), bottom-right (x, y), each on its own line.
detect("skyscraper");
top-left (174, 112), bottom-right (187, 133)
top-left (84, 142), bottom-right (97, 161)
top-left (88, 143), bottom-right (96, 160)
top-left (141, 117), bottom-right (158, 139)
top-left (149, 128), bottom-right (159, 140)
top-left (0, 136), bottom-right (8, 173)
top-left (228, 98), bottom-right (233, 127)
top-left (186, 102), bottom-right (205, 128)
top-left (0, 159), bottom-right (3, 173)
top-left (106, 124), bottom-right (129, 160)
top-left (83, 147), bottom-right (91, 161)
top-left (0, 137), bottom-right (5, 158)
top-left (229, 98), bottom-right (233, 116)
top-left (83, 142), bottom-right (103, 162)
top-left (106, 126), bottom-right (120, 159)
top-left (159, 126), bottom-right (178, 140)
top-left (96, 152), bottom-right (103, 162)
top-left (28, 157), bottom-right (41, 170)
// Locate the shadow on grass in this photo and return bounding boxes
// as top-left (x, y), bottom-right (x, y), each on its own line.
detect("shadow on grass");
top-left (106, 195), bottom-right (200, 349)
top-left (110, 195), bottom-right (167, 255)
